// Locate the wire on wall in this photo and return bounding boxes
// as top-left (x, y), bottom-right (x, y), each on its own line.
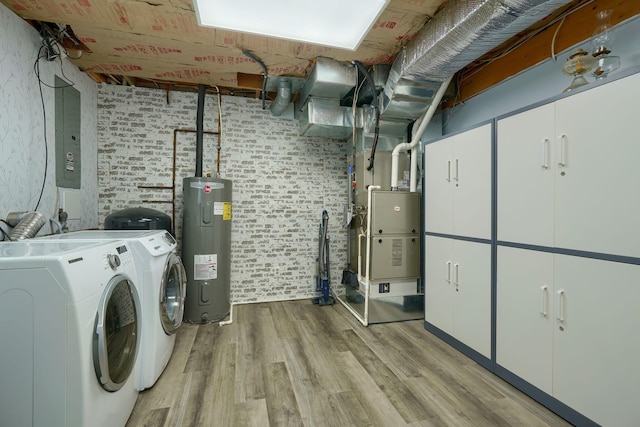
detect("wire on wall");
top-left (32, 28), bottom-right (77, 212)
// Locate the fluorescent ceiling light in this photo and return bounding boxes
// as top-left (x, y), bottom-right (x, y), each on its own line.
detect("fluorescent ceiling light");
top-left (193, 0), bottom-right (389, 51)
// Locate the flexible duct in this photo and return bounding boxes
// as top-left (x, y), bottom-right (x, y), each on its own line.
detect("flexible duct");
top-left (381, 0), bottom-right (573, 121)
top-left (195, 84), bottom-right (207, 178)
top-left (9, 211), bottom-right (46, 240)
top-left (270, 78), bottom-right (292, 117)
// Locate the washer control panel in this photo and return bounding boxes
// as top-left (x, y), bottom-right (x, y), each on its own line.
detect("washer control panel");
top-left (104, 242), bottom-right (134, 270)
top-left (107, 253), bottom-right (121, 270)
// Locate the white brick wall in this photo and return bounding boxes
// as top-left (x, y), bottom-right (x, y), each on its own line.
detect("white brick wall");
top-left (98, 85), bottom-right (348, 303)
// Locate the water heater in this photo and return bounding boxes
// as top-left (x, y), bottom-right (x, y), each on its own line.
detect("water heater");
top-left (182, 177), bottom-right (232, 323)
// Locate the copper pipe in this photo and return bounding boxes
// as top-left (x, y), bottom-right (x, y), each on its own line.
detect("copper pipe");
top-left (138, 128), bottom-right (219, 228)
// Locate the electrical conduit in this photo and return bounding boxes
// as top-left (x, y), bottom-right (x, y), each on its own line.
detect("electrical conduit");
top-left (391, 75), bottom-right (453, 191)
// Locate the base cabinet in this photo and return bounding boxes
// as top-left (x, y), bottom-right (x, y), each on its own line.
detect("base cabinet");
top-left (426, 236), bottom-right (491, 358)
top-left (497, 247), bottom-right (554, 395)
top-left (497, 246), bottom-right (640, 427)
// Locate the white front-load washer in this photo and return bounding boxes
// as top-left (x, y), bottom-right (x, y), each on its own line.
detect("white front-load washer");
top-left (38, 230), bottom-right (187, 390)
top-left (0, 239), bottom-right (141, 427)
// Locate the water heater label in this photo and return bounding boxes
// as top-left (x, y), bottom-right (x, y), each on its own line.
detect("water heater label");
top-left (194, 254), bottom-right (217, 280)
top-left (214, 202), bottom-right (232, 220)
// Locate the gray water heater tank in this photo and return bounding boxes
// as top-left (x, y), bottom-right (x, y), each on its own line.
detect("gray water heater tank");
top-left (182, 177), bottom-right (232, 323)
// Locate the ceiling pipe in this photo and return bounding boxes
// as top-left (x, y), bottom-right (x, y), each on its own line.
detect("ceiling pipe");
top-left (391, 75), bottom-right (453, 192)
top-left (269, 77), bottom-right (292, 117)
top-left (195, 83), bottom-right (207, 177)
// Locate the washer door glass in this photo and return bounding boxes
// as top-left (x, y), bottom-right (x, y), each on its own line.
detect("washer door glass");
top-left (160, 253), bottom-right (186, 334)
top-left (93, 275), bottom-right (139, 392)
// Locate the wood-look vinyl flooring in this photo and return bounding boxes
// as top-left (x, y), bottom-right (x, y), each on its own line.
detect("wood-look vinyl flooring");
top-left (126, 299), bottom-right (572, 427)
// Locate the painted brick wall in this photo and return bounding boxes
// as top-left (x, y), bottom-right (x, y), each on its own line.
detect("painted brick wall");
top-left (98, 85), bottom-right (348, 303)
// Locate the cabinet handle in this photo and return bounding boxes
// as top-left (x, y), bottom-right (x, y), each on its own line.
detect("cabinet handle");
top-left (446, 261), bottom-right (451, 284)
top-left (454, 159), bottom-right (459, 181)
top-left (540, 285), bottom-right (548, 317)
top-left (447, 160), bottom-right (451, 182)
top-left (453, 263), bottom-right (459, 286)
top-left (558, 135), bottom-right (567, 167)
top-left (556, 290), bottom-right (565, 322)
top-left (541, 138), bottom-right (550, 169)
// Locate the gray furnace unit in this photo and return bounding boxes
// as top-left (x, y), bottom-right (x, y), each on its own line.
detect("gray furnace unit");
top-left (182, 176), bottom-right (232, 323)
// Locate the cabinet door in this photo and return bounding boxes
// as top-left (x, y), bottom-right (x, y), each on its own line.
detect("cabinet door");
top-left (424, 137), bottom-right (454, 235)
top-left (453, 240), bottom-right (491, 358)
top-left (555, 72), bottom-right (640, 258)
top-left (497, 104), bottom-right (555, 246)
top-left (425, 235), bottom-right (454, 334)
top-left (553, 255), bottom-right (640, 426)
top-left (453, 123), bottom-right (492, 240)
top-left (496, 246), bottom-right (554, 394)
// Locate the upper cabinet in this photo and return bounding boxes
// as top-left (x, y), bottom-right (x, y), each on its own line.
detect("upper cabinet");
top-left (497, 103), bottom-right (555, 247)
top-left (425, 123), bottom-right (492, 240)
top-left (497, 72), bottom-right (640, 258)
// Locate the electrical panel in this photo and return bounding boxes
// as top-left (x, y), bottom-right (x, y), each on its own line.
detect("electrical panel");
top-left (55, 76), bottom-right (81, 189)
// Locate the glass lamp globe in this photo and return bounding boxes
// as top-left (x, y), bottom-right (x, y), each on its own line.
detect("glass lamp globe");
top-left (591, 9), bottom-right (620, 79)
top-left (562, 48), bottom-right (595, 93)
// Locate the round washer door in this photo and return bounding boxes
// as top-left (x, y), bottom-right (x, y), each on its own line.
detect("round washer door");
top-left (160, 253), bottom-right (186, 334)
top-left (93, 275), bottom-right (140, 392)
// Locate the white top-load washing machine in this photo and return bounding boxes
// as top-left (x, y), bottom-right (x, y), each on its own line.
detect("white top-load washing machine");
top-left (38, 230), bottom-right (187, 390)
top-left (0, 239), bottom-right (141, 427)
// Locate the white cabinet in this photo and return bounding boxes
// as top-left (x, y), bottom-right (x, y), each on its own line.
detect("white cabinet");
top-left (497, 72), bottom-right (640, 257)
top-left (426, 236), bottom-right (491, 358)
top-left (425, 123), bottom-right (492, 239)
top-left (497, 246), bottom-right (640, 427)
top-left (553, 255), bottom-right (640, 427)
top-left (497, 246), bottom-right (554, 394)
top-left (497, 103), bottom-right (555, 246)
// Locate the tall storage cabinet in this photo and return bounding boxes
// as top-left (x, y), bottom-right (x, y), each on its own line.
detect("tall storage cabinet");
top-left (497, 72), bottom-right (640, 257)
top-left (424, 122), bottom-right (492, 363)
top-left (496, 71), bottom-right (640, 426)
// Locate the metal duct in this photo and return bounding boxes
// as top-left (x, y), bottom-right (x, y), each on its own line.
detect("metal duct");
top-left (381, 0), bottom-right (573, 120)
top-left (295, 57), bottom-right (356, 115)
top-left (299, 97), bottom-right (358, 139)
top-left (270, 78), bottom-right (292, 117)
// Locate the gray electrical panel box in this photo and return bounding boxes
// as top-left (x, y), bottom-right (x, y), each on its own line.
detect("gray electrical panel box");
top-left (55, 76), bottom-right (81, 189)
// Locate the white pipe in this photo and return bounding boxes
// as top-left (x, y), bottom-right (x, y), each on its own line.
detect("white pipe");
top-left (357, 231), bottom-right (366, 279)
top-left (365, 185), bottom-right (380, 284)
top-left (219, 303), bottom-right (234, 326)
top-left (391, 75), bottom-right (454, 191)
top-left (363, 185), bottom-right (381, 325)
